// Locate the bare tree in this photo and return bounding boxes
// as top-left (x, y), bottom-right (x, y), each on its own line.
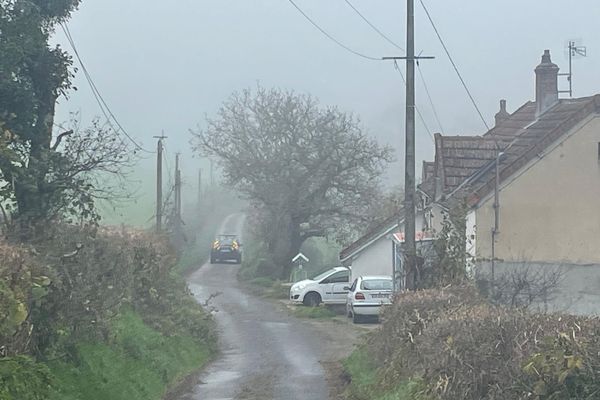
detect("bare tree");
top-left (192, 86), bottom-right (392, 276)
top-left (2, 117), bottom-right (136, 235)
top-left (479, 263), bottom-right (566, 310)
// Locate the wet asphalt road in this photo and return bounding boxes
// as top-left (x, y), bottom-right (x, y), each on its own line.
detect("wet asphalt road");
top-left (182, 213), bottom-right (330, 400)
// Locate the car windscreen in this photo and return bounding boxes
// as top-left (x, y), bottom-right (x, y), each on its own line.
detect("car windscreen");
top-left (217, 236), bottom-right (236, 245)
top-left (360, 279), bottom-right (392, 291)
top-left (311, 269), bottom-right (337, 282)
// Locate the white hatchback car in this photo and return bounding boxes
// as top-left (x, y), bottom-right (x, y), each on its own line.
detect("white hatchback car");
top-left (345, 275), bottom-right (393, 323)
top-left (289, 267), bottom-right (350, 307)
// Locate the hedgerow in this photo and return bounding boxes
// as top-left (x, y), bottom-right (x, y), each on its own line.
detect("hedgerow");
top-left (361, 286), bottom-right (600, 400)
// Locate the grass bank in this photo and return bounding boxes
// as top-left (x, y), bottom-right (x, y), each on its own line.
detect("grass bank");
top-left (290, 305), bottom-right (337, 319)
top-left (48, 311), bottom-right (213, 400)
top-left (342, 347), bottom-right (426, 400)
top-left (0, 227), bottom-right (217, 400)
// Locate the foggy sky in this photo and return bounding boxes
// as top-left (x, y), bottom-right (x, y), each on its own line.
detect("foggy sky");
top-left (53, 0), bottom-right (600, 224)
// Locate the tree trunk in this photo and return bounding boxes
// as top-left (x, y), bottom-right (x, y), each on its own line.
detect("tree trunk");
top-left (14, 94), bottom-right (56, 237)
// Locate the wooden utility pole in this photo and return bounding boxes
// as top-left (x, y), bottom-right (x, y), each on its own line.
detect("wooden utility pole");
top-left (404, 0), bottom-right (417, 290)
top-left (197, 168), bottom-right (202, 206)
top-left (175, 153), bottom-right (181, 222)
top-left (383, 1), bottom-right (433, 290)
top-left (153, 135), bottom-right (167, 233)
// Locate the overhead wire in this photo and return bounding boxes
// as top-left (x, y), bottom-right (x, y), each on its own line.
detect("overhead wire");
top-left (286, 0), bottom-right (380, 61)
top-left (417, 62), bottom-right (444, 134)
top-left (340, 0), bottom-right (441, 139)
top-left (59, 23), bottom-right (155, 154)
top-left (343, 0), bottom-right (404, 52)
top-left (418, 0), bottom-right (490, 131)
top-left (393, 61), bottom-right (435, 144)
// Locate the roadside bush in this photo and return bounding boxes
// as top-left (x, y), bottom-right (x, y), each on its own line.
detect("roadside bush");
top-left (0, 356), bottom-right (52, 400)
top-left (0, 225), bottom-right (218, 400)
top-left (362, 286), bottom-right (600, 400)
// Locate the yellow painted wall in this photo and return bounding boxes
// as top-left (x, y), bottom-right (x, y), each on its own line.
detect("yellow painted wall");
top-left (476, 116), bottom-right (600, 264)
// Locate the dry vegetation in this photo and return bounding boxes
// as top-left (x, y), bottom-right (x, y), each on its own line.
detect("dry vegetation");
top-left (349, 286), bottom-right (600, 400)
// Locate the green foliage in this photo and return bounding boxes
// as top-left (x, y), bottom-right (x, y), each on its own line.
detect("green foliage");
top-left (425, 202), bottom-right (468, 288)
top-left (48, 310), bottom-right (212, 400)
top-left (0, 356), bottom-right (53, 400)
top-left (291, 305), bottom-right (336, 319)
top-left (238, 221), bottom-right (275, 280)
top-left (0, 225), bottom-right (217, 399)
top-left (0, 1), bottom-right (131, 230)
top-left (522, 332), bottom-right (598, 399)
top-left (239, 219), bottom-right (341, 283)
top-left (249, 277), bottom-right (276, 287)
top-left (342, 347), bottom-right (427, 400)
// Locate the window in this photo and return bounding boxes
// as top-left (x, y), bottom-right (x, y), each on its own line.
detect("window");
top-left (361, 279), bottom-right (393, 291)
top-left (322, 271), bottom-right (349, 284)
top-left (311, 268), bottom-right (336, 282)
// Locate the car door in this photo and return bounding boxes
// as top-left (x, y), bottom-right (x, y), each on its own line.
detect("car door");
top-left (346, 278), bottom-right (358, 309)
top-left (320, 271), bottom-right (348, 303)
top-left (328, 270), bottom-right (351, 303)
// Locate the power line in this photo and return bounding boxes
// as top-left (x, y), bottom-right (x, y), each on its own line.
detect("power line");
top-left (60, 23), bottom-right (155, 153)
top-left (286, 0), bottom-right (380, 61)
top-left (343, 0), bottom-right (404, 53)
top-left (340, 0), bottom-right (439, 138)
top-left (418, 0), bottom-right (490, 131)
top-left (393, 61), bottom-right (435, 144)
top-left (417, 63), bottom-right (444, 134)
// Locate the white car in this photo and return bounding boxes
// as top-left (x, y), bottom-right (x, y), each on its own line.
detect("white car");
top-left (345, 275), bottom-right (393, 323)
top-left (289, 267), bottom-right (350, 307)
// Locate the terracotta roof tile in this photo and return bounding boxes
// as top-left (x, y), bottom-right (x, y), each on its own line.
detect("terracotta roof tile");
top-left (468, 95), bottom-right (600, 205)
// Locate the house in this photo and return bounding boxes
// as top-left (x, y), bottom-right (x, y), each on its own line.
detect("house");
top-left (342, 49), bottom-right (600, 314)
top-left (420, 50), bottom-right (600, 314)
top-left (339, 209), bottom-right (435, 290)
top-left (339, 214), bottom-right (401, 284)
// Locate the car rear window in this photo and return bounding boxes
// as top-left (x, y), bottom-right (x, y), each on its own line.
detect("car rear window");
top-left (360, 279), bottom-right (392, 291)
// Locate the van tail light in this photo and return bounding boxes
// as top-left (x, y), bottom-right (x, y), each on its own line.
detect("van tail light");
top-left (355, 292), bottom-right (365, 300)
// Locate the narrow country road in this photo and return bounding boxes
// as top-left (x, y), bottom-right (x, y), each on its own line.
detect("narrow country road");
top-left (182, 213), bottom-right (331, 400)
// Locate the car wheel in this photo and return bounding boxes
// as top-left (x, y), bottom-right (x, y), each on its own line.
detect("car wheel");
top-left (352, 312), bottom-right (362, 324)
top-left (303, 292), bottom-right (321, 307)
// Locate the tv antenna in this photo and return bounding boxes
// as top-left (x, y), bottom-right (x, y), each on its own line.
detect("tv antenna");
top-left (559, 40), bottom-right (587, 97)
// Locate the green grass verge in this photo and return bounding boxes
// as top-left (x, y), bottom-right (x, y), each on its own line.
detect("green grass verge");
top-left (291, 305), bottom-right (337, 319)
top-left (47, 310), bottom-right (213, 400)
top-left (342, 347), bottom-right (427, 400)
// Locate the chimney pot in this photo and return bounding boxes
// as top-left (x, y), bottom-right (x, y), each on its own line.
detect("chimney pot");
top-left (535, 49), bottom-right (559, 116)
top-left (495, 99), bottom-right (510, 126)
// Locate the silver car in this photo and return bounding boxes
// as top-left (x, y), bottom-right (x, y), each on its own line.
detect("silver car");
top-left (345, 275), bottom-right (393, 323)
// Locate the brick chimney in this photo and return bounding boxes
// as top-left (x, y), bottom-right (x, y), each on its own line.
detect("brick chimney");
top-left (535, 49), bottom-right (559, 116)
top-left (494, 99), bottom-right (510, 126)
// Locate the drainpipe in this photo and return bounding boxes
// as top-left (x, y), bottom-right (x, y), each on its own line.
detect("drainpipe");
top-left (491, 152), bottom-right (503, 294)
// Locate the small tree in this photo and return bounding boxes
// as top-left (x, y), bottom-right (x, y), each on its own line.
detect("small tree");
top-left (0, 2), bottom-right (137, 234)
top-left (193, 86), bottom-right (392, 276)
top-left (423, 202), bottom-right (468, 288)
